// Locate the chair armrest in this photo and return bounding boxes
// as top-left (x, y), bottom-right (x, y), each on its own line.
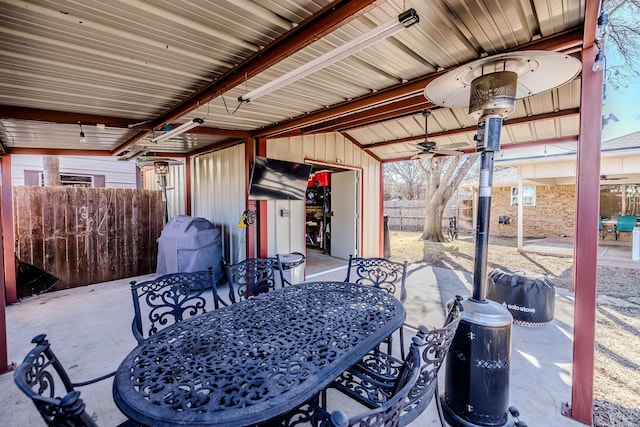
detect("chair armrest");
top-left (71, 370), bottom-right (115, 388)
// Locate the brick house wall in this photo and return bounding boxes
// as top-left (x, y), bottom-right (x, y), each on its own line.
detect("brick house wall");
top-left (490, 184), bottom-right (576, 238)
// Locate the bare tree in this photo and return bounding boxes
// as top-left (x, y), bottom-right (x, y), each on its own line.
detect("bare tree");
top-left (604, 0), bottom-right (640, 90)
top-left (418, 154), bottom-right (478, 242)
top-left (383, 161), bottom-right (425, 200)
top-left (42, 155), bottom-right (60, 186)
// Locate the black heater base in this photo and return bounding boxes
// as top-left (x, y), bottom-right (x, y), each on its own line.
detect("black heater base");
top-left (441, 396), bottom-right (513, 427)
top-left (438, 394), bottom-right (527, 427)
top-left (441, 396), bottom-right (526, 427)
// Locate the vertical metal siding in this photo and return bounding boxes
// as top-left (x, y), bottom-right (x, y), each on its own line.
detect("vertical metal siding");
top-left (267, 132), bottom-right (381, 257)
top-left (191, 145), bottom-right (246, 264)
top-left (143, 164), bottom-right (186, 217)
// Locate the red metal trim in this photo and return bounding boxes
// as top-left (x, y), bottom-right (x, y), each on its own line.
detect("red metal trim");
top-left (8, 148), bottom-right (114, 156)
top-left (302, 95), bottom-right (432, 134)
top-left (184, 156), bottom-right (192, 216)
top-left (254, 29), bottom-right (584, 138)
top-left (189, 139), bottom-right (245, 157)
top-left (366, 108), bottom-right (580, 149)
top-left (0, 156), bottom-right (9, 373)
top-left (1, 155), bottom-right (16, 304)
top-left (245, 138), bottom-right (256, 259)
top-left (256, 138), bottom-right (269, 258)
top-left (0, 106), bottom-right (145, 128)
top-left (111, 0), bottom-right (378, 156)
top-left (569, 44), bottom-right (602, 426)
top-left (379, 162), bottom-right (384, 257)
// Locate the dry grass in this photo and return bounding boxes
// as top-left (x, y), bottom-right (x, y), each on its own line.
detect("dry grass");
top-left (388, 231), bottom-right (640, 426)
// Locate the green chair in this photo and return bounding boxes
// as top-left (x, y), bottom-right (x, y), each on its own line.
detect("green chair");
top-left (615, 215), bottom-right (636, 240)
top-left (599, 216), bottom-right (604, 240)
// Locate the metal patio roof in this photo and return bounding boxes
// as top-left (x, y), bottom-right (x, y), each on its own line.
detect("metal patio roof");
top-left (0, 0), bottom-right (593, 161)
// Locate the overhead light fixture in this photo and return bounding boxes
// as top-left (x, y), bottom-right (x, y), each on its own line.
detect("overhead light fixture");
top-left (238, 9), bottom-right (419, 103)
top-left (118, 147), bottom-right (148, 161)
top-left (596, 12), bottom-right (609, 41)
top-left (153, 160), bottom-right (170, 176)
top-left (592, 51), bottom-right (605, 72)
top-left (151, 118), bottom-right (204, 143)
top-left (78, 121), bottom-right (86, 144)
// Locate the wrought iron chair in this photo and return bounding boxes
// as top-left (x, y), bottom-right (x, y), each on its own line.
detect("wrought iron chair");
top-left (129, 267), bottom-right (223, 344)
top-left (13, 334), bottom-right (136, 427)
top-left (327, 328), bottom-right (423, 427)
top-left (224, 255), bottom-right (285, 303)
top-left (331, 296), bottom-right (464, 427)
top-left (268, 325), bottom-right (424, 427)
top-left (345, 255), bottom-right (409, 358)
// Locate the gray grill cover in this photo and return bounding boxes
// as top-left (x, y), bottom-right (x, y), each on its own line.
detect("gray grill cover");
top-left (156, 215), bottom-right (224, 283)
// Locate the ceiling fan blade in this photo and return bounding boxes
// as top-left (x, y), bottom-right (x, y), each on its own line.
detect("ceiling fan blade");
top-left (434, 148), bottom-right (464, 155)
top-left (439, 142), bottom-right (469, 149)
top-left (412, 152), bottom-right (434, 160)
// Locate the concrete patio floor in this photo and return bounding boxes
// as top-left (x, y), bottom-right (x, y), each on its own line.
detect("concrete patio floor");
top-left (522, 236), bottom-right (639, 269)
top-left (0, 260), bottom-right (586, 426)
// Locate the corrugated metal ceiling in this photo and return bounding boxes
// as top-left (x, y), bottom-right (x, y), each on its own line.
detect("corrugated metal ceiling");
top-left (0, 0), bottom-right (590, 161)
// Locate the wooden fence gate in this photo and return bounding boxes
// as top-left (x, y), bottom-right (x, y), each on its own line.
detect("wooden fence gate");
top-left (13, 186), bottom-right (163, 293)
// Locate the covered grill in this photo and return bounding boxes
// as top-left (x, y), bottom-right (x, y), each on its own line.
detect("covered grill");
top-left (156, 215), bottom-right (224, 283)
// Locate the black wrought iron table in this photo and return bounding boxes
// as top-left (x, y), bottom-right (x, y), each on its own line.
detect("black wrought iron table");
top-left (112, 281), bottom-right (405, 427)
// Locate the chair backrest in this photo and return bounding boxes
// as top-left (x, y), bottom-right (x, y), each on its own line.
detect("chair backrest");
top-left (330, 338), bottom-right (422, 427)
top-left (224, 255), bottom-right (285, 303)
top-left (345, 256), bottom-right (408, 303)
top-left (129, 268), bottom-right (221, 343)
top-left (13, 334), bottom-right (98, 427)
top-left (617, 215), bottom-right (636, 232)
top-left (397, 296), bottom-right (464, 426)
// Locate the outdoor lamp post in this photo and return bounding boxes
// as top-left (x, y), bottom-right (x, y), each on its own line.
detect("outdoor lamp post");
top-left (154, 161), bottom-right (170, 224)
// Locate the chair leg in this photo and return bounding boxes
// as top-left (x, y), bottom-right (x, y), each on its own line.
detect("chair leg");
top-left (399, 326), bottom-right (405, 360)
top-left (435, 382), bottom-right (447, 427)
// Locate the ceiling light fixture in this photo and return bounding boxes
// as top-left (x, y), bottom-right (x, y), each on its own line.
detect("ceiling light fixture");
top-left (592, 51), bottom-right (605, 72)
top-left (151, 118), bottom-right (204, 143)
top-left (78, 121), bottom-right (86, 143)
top-left (238, 8), bottom-right (419, 103)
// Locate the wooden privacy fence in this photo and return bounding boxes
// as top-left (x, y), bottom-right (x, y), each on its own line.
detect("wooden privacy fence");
top-left (384, 200), bottom-right (465, 231)
top-left (14, 186), bottom-right (163, 292)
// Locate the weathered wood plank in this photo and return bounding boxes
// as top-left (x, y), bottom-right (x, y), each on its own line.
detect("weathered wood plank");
top-left (13, 186), bottom-right (162, 294)
top-left (65, 187), bottom-right (79, 286)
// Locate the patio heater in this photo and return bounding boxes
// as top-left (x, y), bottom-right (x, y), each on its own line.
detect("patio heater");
top-left (154, 160), bottom-right (170, 225)
top-left (424, 51), bottom-right (581, 427)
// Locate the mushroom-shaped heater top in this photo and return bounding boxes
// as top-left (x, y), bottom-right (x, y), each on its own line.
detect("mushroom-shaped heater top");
top-left (424, 50), bottom-right (582, 120)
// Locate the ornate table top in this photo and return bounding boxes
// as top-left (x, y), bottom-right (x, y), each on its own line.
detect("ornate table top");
top-left (113, 281), bottom-right (405, 427)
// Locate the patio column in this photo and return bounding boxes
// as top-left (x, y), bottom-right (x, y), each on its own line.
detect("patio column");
top-left (0, 154), bottom-right (13, 373)
top-left (570, 43), bottom-right (603, 425)
top-left (517, 176), bottom-right (524, 251)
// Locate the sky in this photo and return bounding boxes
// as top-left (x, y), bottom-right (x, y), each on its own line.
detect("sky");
top-left (601, 6), bottom-right (640, 141)
top-left (601, 69), bottom-right (640, 141)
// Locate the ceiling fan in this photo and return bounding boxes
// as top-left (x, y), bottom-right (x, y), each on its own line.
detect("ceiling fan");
top-left (409, 110), bottom-right (465, 159)
top-left (600, 175), bottom-right (628, 181)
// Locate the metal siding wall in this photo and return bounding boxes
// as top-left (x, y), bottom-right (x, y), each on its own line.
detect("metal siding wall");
top-left (267, 132), bottom-right (380, 257)
top-left (143, 164), bottom-right (186, 218)
top-left (192, 145), bottom-right (246, 264)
